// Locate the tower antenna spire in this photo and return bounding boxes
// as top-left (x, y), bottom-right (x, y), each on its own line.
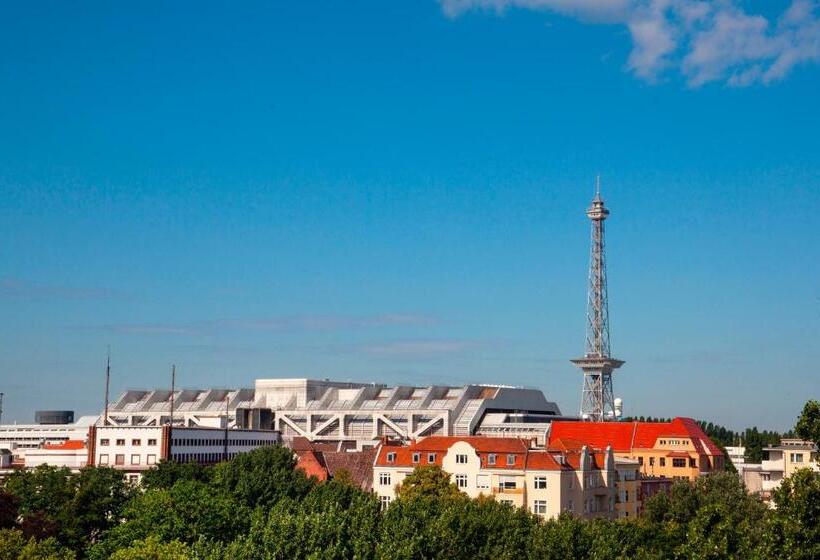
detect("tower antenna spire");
top-left (103, 346), bottom-right (111, 426)
top-left (571, 177), bottom-right (624, 421)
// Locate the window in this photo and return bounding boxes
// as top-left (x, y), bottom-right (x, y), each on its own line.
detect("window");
top-left (131, 454), bottom-right (140, 465)
top-left (116, 439), bottom-right (125, 446)
top-left (132, 439), bottom-right (141, 446)
top-left (147, 454), bottom-right (157, 465)
top-left (476, 474), bottom-right (490, 489)
top-left (487, 453), bottom-right (497, 465)
top-left (428, 453), bottom-right (436, 463)
top-left (790, 453), bottom-right (804, 463)
top-left (115, 454), bottom-right (125, 466)
top-left (379, 495), bottom-right (391, 510)
top-left (506, 454), bottom-right (516, 466)
top-left (660, 458), bottom-right (666, 467)
top-left (672, 458), bottom-right (686, 468)
top-left (412, 452), bottom-right (420, 463)
top-left (625, 490), bottom-right (629, 502)
top-left (455, 474), bottom-right (468, 488)
top-left (534, 476), bottom-right (547, 489)
top-left (455, 454), bottom-right (468, 464)
top-left (532, 500), bottom-right (547, 515)
top-left (638, 457), bottom-right (644, 466)
top-left (127, 474), bottom-right (140, 485)
top-left (99, 454), bottom-right (109, 465)
top-left (649, 457), bottom-right (655, 466)
top-left (500, 499), bottom-right (514, 506)
top-left (148, 439), bottom-right (157, 446)
top-left (498, 479), bottom-right (517, 491)
top-left (386, 452), bottom-right (396, 463)
top-left (379, 472), bottom-right (392, 486)
top-left (567, 500), bottom-right (574, 512)
top-left (100, 439), bottom-right (109, 446)
top-left (689, 458), bottom-right (697, 468)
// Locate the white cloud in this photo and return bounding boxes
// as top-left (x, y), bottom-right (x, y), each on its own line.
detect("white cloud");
top-left (439, 0), bottom-right (820, 86)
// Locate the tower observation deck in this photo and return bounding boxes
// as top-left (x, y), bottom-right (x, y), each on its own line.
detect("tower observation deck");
top-left (571, 178), bottom-right (624, 421)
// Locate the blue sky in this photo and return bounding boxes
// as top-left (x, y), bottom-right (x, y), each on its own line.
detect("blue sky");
top-left (0, 1), bottom-right (818, 431)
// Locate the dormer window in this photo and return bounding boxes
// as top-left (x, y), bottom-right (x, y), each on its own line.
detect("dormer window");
top-left (412, 452), bottom-right (420, 463)
top-left (428, 453), bottom-right (436, 463)
top-left (507, 454), bottom-right (516, 466)
top-left (386, 452), bottom-right (396, 463)
top-left (488, 453), bottom-right (497, 465)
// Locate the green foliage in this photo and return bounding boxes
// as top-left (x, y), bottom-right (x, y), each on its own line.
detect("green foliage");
top-left (89, 480), bottom-right (249, 559)
top-left (795, 400), bottom-right (820, 447)
top-left (4, 466), bottom-right (74, 519)
top-left (0, 529), bottom-right (75, 560)
top-left (394, 465), bottom-right (465, 502)
top-left (762, 468), bottom-right (820, 560)
top-left (210, 445), bottom-right (314, 509)
top-left (108, 536), bottom-right (190, 560)
top-left (140, 459), bottom-right (211, 490)
top-left (0, 492), bottom-right (19, 530)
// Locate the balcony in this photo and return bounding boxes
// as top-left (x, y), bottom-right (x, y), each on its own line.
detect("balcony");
top-left (761, 460), bottom-right (784, 472)
top-left (493, 487), bottom-right (525, 495)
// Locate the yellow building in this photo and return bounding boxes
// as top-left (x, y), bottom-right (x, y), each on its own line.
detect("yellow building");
top-left (549, 417), bottom-right (725, 482)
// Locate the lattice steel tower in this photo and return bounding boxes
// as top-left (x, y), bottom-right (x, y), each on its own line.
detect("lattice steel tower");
top-left (571, 178), bottom-right (624, 421)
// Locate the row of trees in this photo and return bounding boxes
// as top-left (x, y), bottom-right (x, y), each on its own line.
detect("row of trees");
top-left (0, 400), bottom-right (817, 559)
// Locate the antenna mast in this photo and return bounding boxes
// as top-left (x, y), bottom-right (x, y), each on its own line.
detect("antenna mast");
top-left (571, 178), bottom-right (625, 421)
top-left (169, 365), bottom-right (176, 427)
top-left (0, 392), bottom-right (4, 424)
top-left (103, 348), bottom-right (111, 426)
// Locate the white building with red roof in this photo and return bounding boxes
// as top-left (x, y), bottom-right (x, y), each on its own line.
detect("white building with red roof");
top-left (372, 435), bottom-right (619, 519)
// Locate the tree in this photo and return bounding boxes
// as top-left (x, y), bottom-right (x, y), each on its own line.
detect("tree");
top-left (762, 468), bottom-right (820, 560)
top-left (795, 400), bottom-right (820, 448)
top-left (394, 465), bottom-right (464, 502)
top-left (0, 491), bottom-right (19, 530)
top-left (4, 466), bottom-right (73, 518)
top-left (108, 536), bottom-right (190, 560)
top-left (62, 467), bottom-right (133, 550)
top-left (88, 481), bottom-right (249, 559)
top-left (140, 460), bottom-right (210, 490)
top-left (210, 445), bottom-right (314, 509)
top-left (0, 529), bottom-right (75, 560)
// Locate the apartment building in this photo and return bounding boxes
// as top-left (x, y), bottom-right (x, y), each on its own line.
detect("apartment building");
top-left (548, 417), bottom-right (724, 481)
top-left (372, 436), bottom-right (619, 519)
top-left (757, 438), bottom-right (819, 502)
top-left (87, 425), bottom-right (280, 483)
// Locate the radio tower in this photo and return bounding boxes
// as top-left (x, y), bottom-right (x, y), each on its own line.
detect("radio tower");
top-left (571, 177), bottom-right (624, 421)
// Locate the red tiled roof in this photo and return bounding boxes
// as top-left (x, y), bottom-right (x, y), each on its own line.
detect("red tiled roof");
top-left (296, 450), bottom-right (329, 481)
top-left (548, 417), bottom-right (722, 456)
top-left (42, 440), bottom-right (86, 450)
top-left (375, 436), bottom-right (532, 468)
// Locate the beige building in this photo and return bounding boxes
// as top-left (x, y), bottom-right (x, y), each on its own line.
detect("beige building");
top-left (758, 439), bottom-right (819, 502)
top-left (372, 436), bottom-right (618, 519)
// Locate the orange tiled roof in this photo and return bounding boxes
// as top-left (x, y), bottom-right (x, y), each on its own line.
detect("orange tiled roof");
top-left (375, 436), bottom-right (532, 468)
top-left (548, 417), bottom-right (722, 456)
top-left (42, 440), bottom-right (86, 450)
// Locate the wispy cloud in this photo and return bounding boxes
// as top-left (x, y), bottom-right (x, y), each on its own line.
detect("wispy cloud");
top-left (358, 339), bottom-right (481, 357)
top-left (85, 314), bottom-right (437, 336)
top-left (0, 278), bottom-right (123, 300)
top-left (439, 0), bottom-right (820, 86)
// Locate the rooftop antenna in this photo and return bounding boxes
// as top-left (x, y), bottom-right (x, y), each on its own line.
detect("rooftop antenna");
top-left (103, 347), bottom-right (111, 426)
top-left (0, 392), bottom-right (4, 424)
top-left (169, 365), bottom-right (176, 427)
